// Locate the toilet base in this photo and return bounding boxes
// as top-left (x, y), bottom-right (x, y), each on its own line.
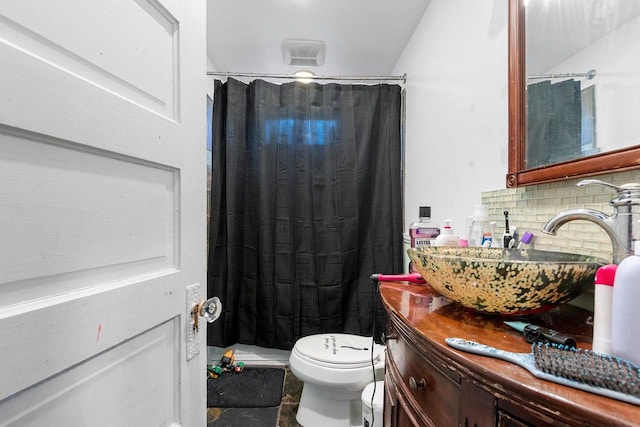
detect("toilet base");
top-left (296, 383), bottom-right (364, 427)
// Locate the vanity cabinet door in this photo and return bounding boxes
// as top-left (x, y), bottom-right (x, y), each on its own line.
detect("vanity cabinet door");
top-left (383, 373), bottom-right (397, 427)
top-left (384, 357), bottom-right (423, 427)
top-left (460, 379), bottom-right (497, 427)
top-left (386, 319), bottom-right (462, 426)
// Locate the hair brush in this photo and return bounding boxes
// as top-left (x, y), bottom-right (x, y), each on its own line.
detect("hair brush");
top-left (446, 337), bottom-right (640, 406)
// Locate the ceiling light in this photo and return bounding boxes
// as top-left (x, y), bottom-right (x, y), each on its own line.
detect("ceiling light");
top-left (294, 70), bottom-right (315, 84)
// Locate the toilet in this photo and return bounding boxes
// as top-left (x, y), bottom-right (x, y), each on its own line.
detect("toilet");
top-left (289, 333), bottom-right (386, 427)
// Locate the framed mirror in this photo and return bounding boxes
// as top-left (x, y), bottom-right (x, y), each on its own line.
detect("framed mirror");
top-left (507, 0), bottom-right (640, 187)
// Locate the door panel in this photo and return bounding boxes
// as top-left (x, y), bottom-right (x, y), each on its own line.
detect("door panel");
top-left (0, 0), bottom-right (178, 120)
top-left (2, 319), bottom-right (179, 427)
top-left (0, 130), bottom-right (178, 305)
top-left (0, 0), bottom-right (206, 425)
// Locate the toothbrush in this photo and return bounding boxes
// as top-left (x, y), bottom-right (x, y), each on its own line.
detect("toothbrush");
top-left (517, 231), bottom-right (534, 249)
top-left (446, 337), bottom-right (640, 406)
top-left (503, 210), bottom-right (514, 248)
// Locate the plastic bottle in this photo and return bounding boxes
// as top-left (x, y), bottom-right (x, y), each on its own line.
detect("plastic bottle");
top-left (468, 205), bottom-right (492, 247)
top-left (433, 220), bottom-right (459, 247)
top-left (611, 241), bottom-right (640, 365)
top-left (592, 264), bottom-right (617, 355)
top-left (489, 221), bottom-right (499, 247)
top-left (408, 206), bottom-right (440, 249)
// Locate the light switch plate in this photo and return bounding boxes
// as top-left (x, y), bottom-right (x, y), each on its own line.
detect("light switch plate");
top-left (186, 283), bottom-right (201, 361)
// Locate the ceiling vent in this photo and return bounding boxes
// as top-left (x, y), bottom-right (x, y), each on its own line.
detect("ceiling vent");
top-left (282, 39), bottom-right (326, 66)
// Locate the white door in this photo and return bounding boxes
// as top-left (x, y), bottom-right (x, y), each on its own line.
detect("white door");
top-left (0, 1), bottom-right (207, 426)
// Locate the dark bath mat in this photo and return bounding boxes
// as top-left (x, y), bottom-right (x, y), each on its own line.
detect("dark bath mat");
top-left (207, 367), bottom-right (285, 408)
top-left (207, 407), bottom-right (279, 427)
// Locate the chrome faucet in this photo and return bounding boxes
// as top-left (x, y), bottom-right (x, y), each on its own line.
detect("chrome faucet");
top-left (541, 179), bottom-right (640, 264)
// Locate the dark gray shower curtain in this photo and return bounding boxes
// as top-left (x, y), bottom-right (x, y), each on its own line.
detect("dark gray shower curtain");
top-left (526, 79), bottom-right (582, 168)
top-left (207, 78), bottom-right (403, 350)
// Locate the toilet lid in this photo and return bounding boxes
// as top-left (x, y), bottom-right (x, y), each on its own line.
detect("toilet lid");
top-left (294, 333), bottom-right (382, 367)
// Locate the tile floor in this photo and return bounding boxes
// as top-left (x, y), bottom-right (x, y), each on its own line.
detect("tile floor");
top-left (276, 368), bottom-right (304, 427)
top-left (207, 367), bottom-right (303, 427)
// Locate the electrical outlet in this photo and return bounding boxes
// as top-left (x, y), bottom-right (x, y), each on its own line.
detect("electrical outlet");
top-left (186, 283), bottom-right (201, 361)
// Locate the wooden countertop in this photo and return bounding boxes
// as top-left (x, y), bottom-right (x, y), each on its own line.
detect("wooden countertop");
top-left (379, 281), bottom-right (640, 426)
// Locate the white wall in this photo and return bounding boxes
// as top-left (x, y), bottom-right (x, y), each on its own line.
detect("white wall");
top-left (393, 0), bottom-right (509, 237)
top-left (206, 57), bottom-right (217, 97)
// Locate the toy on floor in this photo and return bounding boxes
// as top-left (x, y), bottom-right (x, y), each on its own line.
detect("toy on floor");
top-left (207, 349), bottom-right (245, 378)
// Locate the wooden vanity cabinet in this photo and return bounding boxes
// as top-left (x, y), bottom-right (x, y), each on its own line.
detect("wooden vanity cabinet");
top-left (384, 312), bottom-right (496, 427)
top-left (379, 282), bottom-right (640, 427)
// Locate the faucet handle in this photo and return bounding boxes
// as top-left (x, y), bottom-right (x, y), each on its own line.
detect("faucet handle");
top-left (577, 179), bottom-right (640, 207)
top-left (577, 179), bottom-right (622, 191)
top-left (577, 179), bottom-right (640, 193)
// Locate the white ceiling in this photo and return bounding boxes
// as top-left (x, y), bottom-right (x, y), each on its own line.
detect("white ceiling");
top-left (206, 0), bottom-right (432, 77)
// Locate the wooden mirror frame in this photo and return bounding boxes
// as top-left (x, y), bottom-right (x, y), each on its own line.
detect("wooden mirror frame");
top-left (507, 0), bottom-right (640, 188)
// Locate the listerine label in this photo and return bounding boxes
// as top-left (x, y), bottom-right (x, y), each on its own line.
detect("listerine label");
top-left (410, 227), bottom-right (440, 248)
top-left (413, 237), bottom-right (433, 247)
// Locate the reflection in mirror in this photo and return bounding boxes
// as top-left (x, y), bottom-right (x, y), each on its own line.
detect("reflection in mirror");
top-left (526, 0), bottom-right (640, 168)
top-left (526, 72), bottom-right (594, 168)
top-left (507, 0), bottom-right (640, 187)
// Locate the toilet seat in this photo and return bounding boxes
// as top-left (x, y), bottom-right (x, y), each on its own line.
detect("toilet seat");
top-left (293, 333), bottom-right (383, 369)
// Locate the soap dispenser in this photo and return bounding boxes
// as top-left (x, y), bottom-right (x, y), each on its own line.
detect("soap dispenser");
top-left (433, 220), bottom-right (459, 247)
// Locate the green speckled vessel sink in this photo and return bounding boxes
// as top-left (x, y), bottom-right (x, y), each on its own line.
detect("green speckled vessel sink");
top-left (407, 247), bottom-right (608, 316)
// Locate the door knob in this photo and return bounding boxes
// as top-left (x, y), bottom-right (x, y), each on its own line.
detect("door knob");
top-left (192, 297), bottom-right (222, 333)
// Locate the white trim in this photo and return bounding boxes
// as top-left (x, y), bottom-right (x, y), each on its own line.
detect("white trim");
top-left (207, 344), bottom-right (291, 367)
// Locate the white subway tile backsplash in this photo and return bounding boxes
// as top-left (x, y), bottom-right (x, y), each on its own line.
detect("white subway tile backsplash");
top-left (481, 170), bottom-right (640, 262)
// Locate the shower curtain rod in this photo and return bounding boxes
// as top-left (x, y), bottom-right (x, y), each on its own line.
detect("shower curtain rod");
top-left (527, 69), bottom-right (596, 81)
top-left (207, 71), bottom-right (407, 84)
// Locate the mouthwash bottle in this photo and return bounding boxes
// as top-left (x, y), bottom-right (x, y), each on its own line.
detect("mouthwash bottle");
top-left (409, 206), bottom-right (440, 249)
top-left (408, 206), bottom-right (440, 273)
